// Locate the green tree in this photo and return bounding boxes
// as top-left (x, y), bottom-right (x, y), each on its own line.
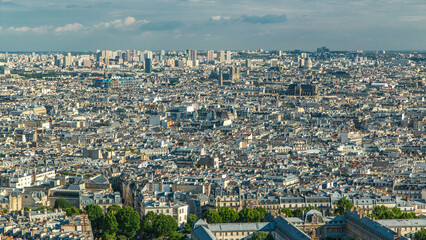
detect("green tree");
top-left (293, 208), bottom-right (303, 218)
top-left (185, 214), bottom-right (198, 233)
top-left (141, 211), bottom-right (157, 237)
top-left (107, 204), bottom-right (122, 215)
top-left (251, 231), bottom-right (274, 240)
top-left (416, 228), bottom-right (426, 240)
top-left (169, 231), bottom-right (185, 240)
top-left (281, 208), bottom-right (294, 217)
top-left (203, 209), bottom-right (223, 223)
top-left (116, 235), bottom-right (127, 240)
top-left (103, 232), bottom-right (117, 240)
top-left (152, 214), bottom-right (178, 238)
top-left (116, 206), bottom-right (140, 238)
top-left (334, 198), bottom-right (354, 216)
top-left (103, 213), bottom-right (119, 239)
top-left (64, 206), bottom-right (81, 216)
top-left (85, 204), bottom-right (104, 232)
top-left (24, 207), bottom-right (30, 211)
top-left (254, 207), bottom-right (267, 220)
top-left (54, 198), bottom-right (71, 209)
top-left (218, 207), bottom-right (239, 223)
top-left (371, 205), bottom-right (418, 219)
top-left (238, 208), bottom-right (261, 222)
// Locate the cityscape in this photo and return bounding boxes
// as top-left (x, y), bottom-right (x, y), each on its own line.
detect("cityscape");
top-left (0, 1), bottom-right (426, 240)
top-left (0, 48), bottom-right (424, 240)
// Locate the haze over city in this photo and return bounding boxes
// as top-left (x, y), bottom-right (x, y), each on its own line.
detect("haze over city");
top-left (1, 0), bottom-right (426, 51)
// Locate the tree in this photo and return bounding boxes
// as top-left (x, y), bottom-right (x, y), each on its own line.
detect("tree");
top-left (152, 214), bottom-right (178, 238)
top-left (107, 204), bottom-right (122, 215)
top-left (415, 228), bottom-right (426, 240)
top-left (218, 207), bottom-right (239, 223)
top-left (169, 231), bottom-right (185, 240)
top-left (251, 231), bottom-right (274, 240)
top-left (116, 206), bottom-right (140, 238)
top-left (54, 198), bottom-right (71, 209)
top-left (254, 207), bottom-right (266, 220)
top-left (371, 205), bottom-right (418, 219)
top-left (102, 213), bottom-right (119, 239)
top-left (85, 204), bottom-right (104, 232)
top-left (116, 235), bottom-right (127, 240)
top-left (141, 211), bottom-right (157, 237)
top-left (238, 208), bottom-right (261, 222)
top-left (334, 198), bottom-right (354, 216)
top-left (293, 208), bottom-right (303, 218)
top-left (203, 209), bottom-right (223, 223)
top-left (281, 208), bottom-right (294, 217)
top-left (24, 207), bottom-right (30, 211)
top-left (65, 206), bottom-right (81, 216)
top-left (185, 214), bottom-right (198, 233)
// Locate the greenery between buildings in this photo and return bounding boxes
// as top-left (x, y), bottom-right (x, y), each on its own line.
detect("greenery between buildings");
top-left (370, 205), bottom-right (418, 219)
top-left (203, 207), bottom-right (266, 224)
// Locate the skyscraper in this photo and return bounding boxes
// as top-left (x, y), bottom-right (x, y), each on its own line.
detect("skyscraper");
top-left (207, 50), bottom-right (215, 62)
top-left (219, 50), bottom-right (225, 63)
top-left (145, 58), bottom-right (152, 73)
top-left (226, 51), bottom-right (231, 63)
top-left (187, 49), bottom-right (197, 66)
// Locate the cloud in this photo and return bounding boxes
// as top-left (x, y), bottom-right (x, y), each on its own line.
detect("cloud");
top-left (32, 25), bottom-right (53, 33)
top-left (141, 21), bottom-right (183, 32)
top-left (3, 25), bottom-right (53, 34)
top-left (55, 23), bottom-right (84, 33)
top-left (94, 17), bottom-right (148, 30)
top-left (210, 15), bottom-right (231, 21)
top-left (0, 0), bottom-right (18, 6)
top-left (8, 26), bottom-right (31, 32)
top-left (399, 16), bottom-right (426, 22)
top-left (240, 14), bottom-right (288, 24)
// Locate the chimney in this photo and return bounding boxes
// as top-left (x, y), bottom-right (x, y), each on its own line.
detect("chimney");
top-left (311, 230), bottom-right (319, 240)
top-left (397, 228), bottom-right (402, 237)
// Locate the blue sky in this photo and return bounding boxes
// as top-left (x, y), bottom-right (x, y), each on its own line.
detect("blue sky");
top-left (0, 0), bottom-right (425, 51)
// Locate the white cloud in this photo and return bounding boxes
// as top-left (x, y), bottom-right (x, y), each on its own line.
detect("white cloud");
top-left (399, 16), bottom-right (426, 22)
top-left (94, 16), bottom-right (148, 30)
top-left (8, 26), bottom-right (31, 32)
top-left (210, 15), bottom-right (231, 21)
top-left (32, 25), bottom-right (53, 33)
top-left (124, 17), bottom-right (136, 25)
top-left (55, 23), bottom-right (84, 33)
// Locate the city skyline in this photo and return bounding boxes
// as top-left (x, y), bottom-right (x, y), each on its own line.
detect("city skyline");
top-left (0, 0), bottom-right (425, 51)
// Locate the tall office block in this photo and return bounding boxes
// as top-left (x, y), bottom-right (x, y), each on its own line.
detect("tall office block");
top-left (145, 58), bottom-right (152, 73)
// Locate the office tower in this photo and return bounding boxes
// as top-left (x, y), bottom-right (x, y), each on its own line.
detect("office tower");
top-left (300, 58), bottom-right (305, 68)
top-left (64, 53), bottom-right (72, 67)
top-left (246, 59), bottom-right (251, 68)
top-left (226, 51), bottom-right (231, 63)
top-left (54, 55), bottom-right (62, 67)
top-left (145, 58), bottom-right (152, 73)
top-left (219, 69), bottom-right (223, 86)
top-left (231, 66), bottom-right (239, 81)
top-left (187, 49), bottom-right (197, 67)
top-left (219, 50), bottom-right (225, 63)
top-left (145, 51), bottom-right (153, 60)
top-left (207, 50), bottom-right (215, 62)
top-left (160, 50), bottom-right (165, 61)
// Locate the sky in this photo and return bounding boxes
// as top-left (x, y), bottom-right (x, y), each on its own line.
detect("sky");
top-left (0, 0), bottom-right (425, 51)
